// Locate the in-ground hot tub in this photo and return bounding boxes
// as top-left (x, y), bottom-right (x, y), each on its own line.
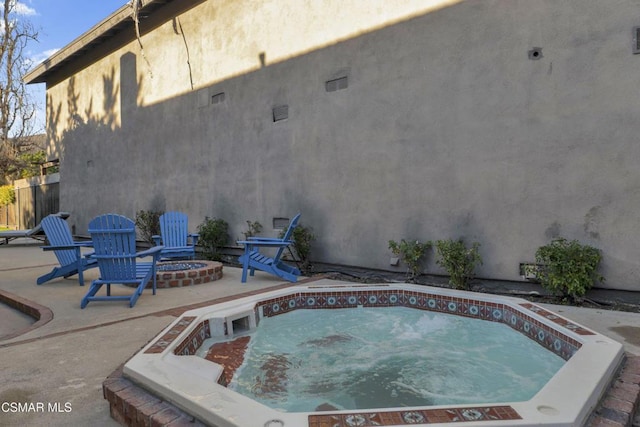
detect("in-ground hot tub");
top-left (124, 281), bottom-right (624, 427)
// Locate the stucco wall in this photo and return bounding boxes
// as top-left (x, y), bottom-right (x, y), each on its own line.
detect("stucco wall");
top-left (45, 0), bottom-right (640, 289)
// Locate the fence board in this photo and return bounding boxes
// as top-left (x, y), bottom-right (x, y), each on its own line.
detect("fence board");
top-left (0, 180), bottom-right (59, 230)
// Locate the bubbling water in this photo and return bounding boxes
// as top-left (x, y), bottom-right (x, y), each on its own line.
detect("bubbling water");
top-left (224, 307), bottom-right (564, 412)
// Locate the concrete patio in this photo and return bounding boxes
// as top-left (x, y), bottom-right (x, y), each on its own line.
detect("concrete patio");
top-left (1, 239), bottom-right (640, 426)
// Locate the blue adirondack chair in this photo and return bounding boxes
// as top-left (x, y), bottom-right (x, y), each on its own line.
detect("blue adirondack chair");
top-left (37, 214), bottom-right (97, 286)
top-left (237, 213), bottom-right (301, 283)
top-left (152, 211), bottom-right (199, 260)
top-left (0, 212), bottom-right (70, 245)
top-left (81, 214), bottom-right (163, 308)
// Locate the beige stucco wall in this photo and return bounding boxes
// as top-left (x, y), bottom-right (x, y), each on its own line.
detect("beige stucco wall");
top-left (44, 0), bottom-right (640, 290)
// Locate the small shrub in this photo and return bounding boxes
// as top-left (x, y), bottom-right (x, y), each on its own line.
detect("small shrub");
top-left (281, 223), bottom-right (316, 274)
top-left (135, 210), bottom-right (163, 244)
top-left (435, 239), bottom-right (482, 290)
top-left (534, 237), bottom-right (603, 301)
top-left (243, 220), bottom-right (263, 239)
top-left (0, 185), bottom-right (16, 206)
top-left (197, 217), bottom-right (229, 261)
top-left (388, 239), bottom-right (432, 282)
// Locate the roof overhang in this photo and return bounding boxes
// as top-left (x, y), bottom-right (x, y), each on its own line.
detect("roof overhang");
top-left (24, 0), bottom-right (174, 85)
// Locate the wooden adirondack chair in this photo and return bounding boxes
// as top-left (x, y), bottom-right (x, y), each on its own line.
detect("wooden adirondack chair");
top-left (37, 214), bottom-right (97, 286)
top-left (81, 214), bottom-right (163, 308)
top-left (237, 213), bottom-right (301, 283)
top-left (152, 211), bottom-right (199, 260)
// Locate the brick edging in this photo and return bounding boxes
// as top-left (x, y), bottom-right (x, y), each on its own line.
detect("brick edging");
top-left (588, 355), bottom-right (640, 427)
top-left (155, 261), bottom-right (223, 288)
top-left (0, 289), bottom-right (53, 341)
top-left (103, 365), bottom-right (206, 427)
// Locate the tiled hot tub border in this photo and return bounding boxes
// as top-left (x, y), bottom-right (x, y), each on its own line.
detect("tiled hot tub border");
top-left (157, 288), bottom-right (587, 364)
top-left (308, 406), bottom-right (522, 427)
top-left (257, 289), bottom-right (588, 360)
top-left (148, 288), bottom-right (589, 379)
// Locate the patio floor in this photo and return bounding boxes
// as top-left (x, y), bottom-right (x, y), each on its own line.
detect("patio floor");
top-left (1, 239), bottom-right (640, 426)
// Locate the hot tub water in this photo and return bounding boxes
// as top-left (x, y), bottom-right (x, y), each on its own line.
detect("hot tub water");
top-left (222, 307), bottom-right (564, 412)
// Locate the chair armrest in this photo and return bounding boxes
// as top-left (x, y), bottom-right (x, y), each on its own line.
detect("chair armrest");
top-left (41, 241), bottom-right (93, 251)
top-left (237, 240), bottom-right (293, 248)
top-left (152, 235), bottom-right (162, 246)
top-left (246, 237), bottom-right (285, 242)
top-left (188, 233), bottom-right (200, 246)
top-left (136, 245), bottom-right (164, 258)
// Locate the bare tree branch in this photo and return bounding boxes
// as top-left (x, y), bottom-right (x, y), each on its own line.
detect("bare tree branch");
top-left (130, 0), bottom-right (153, 78)
top-left (0, 0), bottom-right (40, 182)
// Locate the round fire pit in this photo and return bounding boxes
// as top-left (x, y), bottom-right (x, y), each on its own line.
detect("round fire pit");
top-left (154, 260), bottom-right (223, 288)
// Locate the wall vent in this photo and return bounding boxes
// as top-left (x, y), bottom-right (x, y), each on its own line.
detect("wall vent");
top-left (528, 47), bottom-right (543, 60)
top-left (273, 217), bottom-right (290, 230)
top-left (272, 105), bottom-right (288, 122)
top-left (519, 263), bottom-right (541, 281)
top-left (211, 92), bottom-right (225, 104)
top-left (325, 76), bottom-right (348, 92)
top-left (634, 27), bottom-right (640, 54)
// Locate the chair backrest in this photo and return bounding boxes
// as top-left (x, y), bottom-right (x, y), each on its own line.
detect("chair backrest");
top-left (274, 213), bottom-right (301, 261)
top-left (41, 215), bottom-right (77, 267)
top-left (88, 214), bottom-right (138, 280)
top-left (159, 211), bottom-right (188, 247)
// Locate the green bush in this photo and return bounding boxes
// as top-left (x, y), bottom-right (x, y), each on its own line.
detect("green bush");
top-left (0, 185), bottom-right (15, 206)
top-left (135, 210), bottom-right (163, 244)
top-left (242, 220), bottom-right (263, 239)
top-left (19, 151), bottom-right (46, 178)
top-left (197, 217), bottom-right (229, 261)
top-left (435, 239), bottom-right (482, 290)
top-left (534, 237), bottom-right (603, 301)
top-left (388, 239), bottom-right (432, 282)
top-left (281, 223), bottom-right (316, 274)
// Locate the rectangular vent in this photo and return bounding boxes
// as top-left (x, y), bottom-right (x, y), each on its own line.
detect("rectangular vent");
top-left (634, 27), bottom-right (640, 54)
top-left (231, 317), bottom-right (250, 334)
top-left (326, 76), bottom-right (348, 92)
top-left (519, 263), bottom-right (541, 280)
top-left (211, 92), bottom-right (225, 104)
top-left (272, 217), bottom-right (290, 230)
top-left (272, 105), bottom-right (288, 122)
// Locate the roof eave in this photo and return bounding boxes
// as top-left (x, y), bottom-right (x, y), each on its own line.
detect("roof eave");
top-left (24, 0), bottom-right (172, 85)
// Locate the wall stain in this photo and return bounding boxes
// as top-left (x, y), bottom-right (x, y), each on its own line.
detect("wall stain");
top-left (545, 222), bottom-right (561, 239)
top-left (584, 206), bottom-right (600, 239)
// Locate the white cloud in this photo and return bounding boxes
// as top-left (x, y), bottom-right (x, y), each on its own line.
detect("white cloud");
top-left (0, 1), bottom-right (37, 16)
top-left (14, 2), bottom-right (36, 16)
top-left (27, 48), bottom-right (59, 67)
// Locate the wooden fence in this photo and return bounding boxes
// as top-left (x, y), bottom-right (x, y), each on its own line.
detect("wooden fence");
top-left (0, 174), bottom-right (60, 230)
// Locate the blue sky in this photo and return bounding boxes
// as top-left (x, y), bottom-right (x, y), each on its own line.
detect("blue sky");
top-left (26, 0), bottom-right (127, 64)
top-left (16, 0), bottom-right (128, 132)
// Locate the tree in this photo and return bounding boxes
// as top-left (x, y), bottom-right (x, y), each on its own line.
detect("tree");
top-left (0, 0), bottom-right (39, 183)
